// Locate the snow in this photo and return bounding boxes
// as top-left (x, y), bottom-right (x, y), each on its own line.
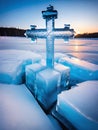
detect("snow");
top-left (0, 50), bottom-right (41, 84)
top-left (56, 81), bottom-right (98, 130)
top-left (36, 68), bottom-right (61, 110)
top-left (54, 63), bottom-right (70, 89)
top-left (0, 83), bottom-right (57, 130)
top-left (59, 56), bottom-right (98, 80)
top-left (25, 63), bottom-right (46, 96)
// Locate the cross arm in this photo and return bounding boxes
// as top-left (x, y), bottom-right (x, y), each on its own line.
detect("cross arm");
top-left (25, 28), bottom-right (75, 39)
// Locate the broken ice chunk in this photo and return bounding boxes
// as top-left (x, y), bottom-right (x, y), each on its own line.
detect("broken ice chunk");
top-left (54, 63), bottom-right (70, 89)
top-left (56, 81), bottom-right (98, 130)
top-left (36, 68), bottom-right (61, 110)
top-left (25, 63), bottom-right (46, 96)
top-left (59, 56), bottom-right (98, 81)
top-left (0, 50), bottom-right (42, 84)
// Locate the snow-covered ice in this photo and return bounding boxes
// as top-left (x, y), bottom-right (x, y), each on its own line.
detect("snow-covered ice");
top-left (59, 56), bottom-right (98, 80)
top-left (0, 83), bottom-right (58, 130)
top-left (0, 50), bottom-right (41, 84)
top-left (36, 68), bottom-right (61, 110)
top-left (25, 63), bottom-right (46, 96)
top-left (56, 81), bottom-right (98, 130)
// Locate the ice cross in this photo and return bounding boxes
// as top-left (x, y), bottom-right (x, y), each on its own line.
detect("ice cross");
top-left (25, 5), bottom-right (74, 68)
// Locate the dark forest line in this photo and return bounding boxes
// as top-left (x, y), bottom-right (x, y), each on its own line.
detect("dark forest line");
top-left (75, 32), bottom-right (98, 38)
top-left (0, 27), bottom-right (98, 38)
top-left (0, 27), bottom-right (26, 37)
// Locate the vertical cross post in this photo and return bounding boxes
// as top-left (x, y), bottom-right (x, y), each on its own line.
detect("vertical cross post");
top-left (42, 5), bottom-right (57, 68)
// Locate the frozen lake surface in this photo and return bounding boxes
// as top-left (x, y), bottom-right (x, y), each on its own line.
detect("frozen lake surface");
top-left (0, 36), bottom-right (98, 130)
top-left (0, 36), bottom-right (98, 64)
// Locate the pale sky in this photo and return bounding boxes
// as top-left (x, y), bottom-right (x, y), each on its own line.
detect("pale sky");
top-left (0, 0), bottom-right (98, 33)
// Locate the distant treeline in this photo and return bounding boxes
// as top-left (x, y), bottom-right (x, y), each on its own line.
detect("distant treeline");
top-left (75, 32), bottom-right (98, 38)
top-left (0, 27), bottom-right (98, 38)
top-left (0, 27), bottom-right (26, 37)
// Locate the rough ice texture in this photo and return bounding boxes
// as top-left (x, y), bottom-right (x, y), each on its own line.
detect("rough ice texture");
top-left (36, 68), bottom-right (61, 110)
top-left (56, 81), bottom-right (98, 130)
top-left (0, 50), bottom-right (41, 84)
top-left (25, 63), bottom-right (46, 96)
top-left (59, 56), bottom-right (98, 80)
top-left (54, 63), bottom-right (70, 88)
top-left (0, 83), bottom-right (57, 130)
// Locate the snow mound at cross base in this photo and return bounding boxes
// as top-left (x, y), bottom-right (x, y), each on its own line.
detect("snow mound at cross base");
top-left (0, 50), bottom-right (41, 84)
